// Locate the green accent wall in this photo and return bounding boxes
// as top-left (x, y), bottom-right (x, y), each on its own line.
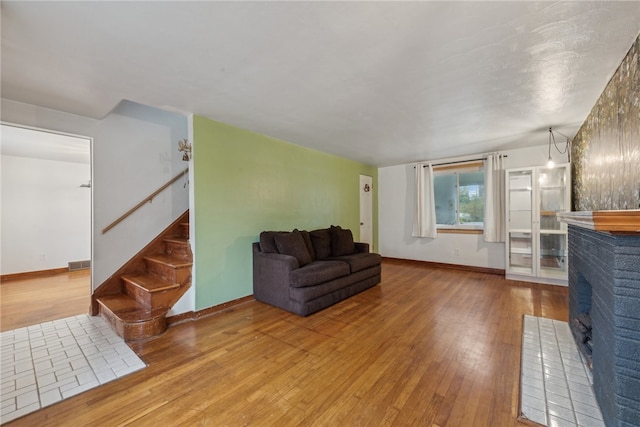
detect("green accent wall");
top-left (192, 115), bottom-right (378, 310)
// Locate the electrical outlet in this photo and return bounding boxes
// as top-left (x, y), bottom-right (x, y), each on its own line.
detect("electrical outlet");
top-left (454, 248), bottom-right (460, 256)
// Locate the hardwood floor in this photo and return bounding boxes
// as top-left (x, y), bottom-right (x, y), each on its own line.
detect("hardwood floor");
top-left (0, 270), bottom-right (90, 332)
top-left (4, 259), bottom-right (568, 426)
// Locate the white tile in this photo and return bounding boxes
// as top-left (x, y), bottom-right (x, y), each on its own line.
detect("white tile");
top-left (569, 389), bottom-right (598, 407)
top-left (95, 369), bottom-right (117, 383)
top-left (523, 366), bottom-right (544, 380)
top-left (548, 402), bottom-right (577, 424)
top-left (2, 368), bottom-right (34, 384)
top-left (546, 390), bottom-right (574, 410)
top-left (71, 357), bottom-right (90, 370)
top-left (62, 380), bottom-right (99, 399)
top-left (1, 401), bottom-right (40, 424)
top-left (521, 316), bottom-right (606, 427)
top-left (14, 360), bottom-right (33, 374)
top-left (575, 412), bottom-right (605, 427)
top-left (56, 365), bottom-right (93, 381)
top-left (36, 372), bottom-right (57, 387)
top-left (34, 359), bottom-right (53, 371)
top-left (87, 356), bottom-right (110, 370)
top-left (522, 406), bottom-right (547, 425)
top-left (108, 336), bottom-right (124, 346)
top-left (522, 375), bottom-right (544, 390)
top-left (124, 356), bottom-right (145, 369)
top-left (545, 373), bottom-right (569, 388)
top-left (16, 389), bottom-right (39, 408)
top-left (0, 314), bottom-right (144, 421)
top-left (15, 373), bottom-right (36, 389)
top-left (39, 388), bottom-right (62, 407)
top-left (544, 365), bottom-right (566, 378)
top-left (1, 379), bottom-right (17, 395)
top-left (568, 377), bottom-right (591, 389)
top-left (1, 396), bottom-right (16, 412)
top-left (549, 414), bottom-right (577, 427)
top-left (14, 349), bottom-right (32, 361)
top-left (81, 344), bottom-right (101, 356)
top-left (573, 400), bottom-right (604, 420)
top-left (522, 384), bottom-right (545, 401)
top-left (77, 371), bottom-right (98, 385)
top-left (546, 381), bottom-right (570, 398)
top-left (38, 376), bottom-right (77, 394)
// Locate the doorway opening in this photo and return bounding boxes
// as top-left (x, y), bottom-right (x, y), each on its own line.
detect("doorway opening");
top-left (0, 123), bottom-right (92, 331)
top-left (359, 174), bottom-right (373, 251)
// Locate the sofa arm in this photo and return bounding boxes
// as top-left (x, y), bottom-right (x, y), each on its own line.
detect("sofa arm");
top-left (354, 242), bottom-right (370, 253)
top-left (253, 251), bottom-right (299, 310)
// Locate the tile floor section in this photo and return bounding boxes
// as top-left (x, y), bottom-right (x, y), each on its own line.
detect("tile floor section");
top-left (520, 315), bottom-right (604, 427)
top-left (1, 314), bottom-right (146, 424)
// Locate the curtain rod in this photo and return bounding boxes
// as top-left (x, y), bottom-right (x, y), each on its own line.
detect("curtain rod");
top-left (416, 154), bottom-right (508, 168)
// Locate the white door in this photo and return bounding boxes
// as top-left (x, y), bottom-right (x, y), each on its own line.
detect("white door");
top-left (359, 174), bottom-right (373, 250)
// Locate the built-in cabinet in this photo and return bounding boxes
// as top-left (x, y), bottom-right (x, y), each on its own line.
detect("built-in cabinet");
top-left (505, 164), bottom-right (570, 285)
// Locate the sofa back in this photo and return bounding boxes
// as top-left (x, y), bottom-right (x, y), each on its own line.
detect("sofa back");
top-left (257, 226), bottom-right (357, 263)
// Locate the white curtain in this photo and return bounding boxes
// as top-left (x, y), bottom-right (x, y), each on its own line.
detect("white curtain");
top-left (484, 154), bottom-right (505, 242)
top-left (412, 163), bottom-right (437, 239)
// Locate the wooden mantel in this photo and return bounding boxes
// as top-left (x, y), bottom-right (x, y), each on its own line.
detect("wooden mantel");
top-left (557, 210), bottom-right (640, 234)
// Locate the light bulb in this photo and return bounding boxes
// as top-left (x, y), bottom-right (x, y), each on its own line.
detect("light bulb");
top-left (547, 156), bottom-right (555, 169)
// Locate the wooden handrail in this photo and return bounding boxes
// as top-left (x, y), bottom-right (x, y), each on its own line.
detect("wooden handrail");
top-left (102, 167), bottom-right (189, 234)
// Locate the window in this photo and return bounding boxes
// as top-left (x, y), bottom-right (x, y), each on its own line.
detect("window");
top-left (433, 163), bottom-right (485, 228)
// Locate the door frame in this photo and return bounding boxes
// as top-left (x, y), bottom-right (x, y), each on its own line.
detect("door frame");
top-left (359, 174), bottom-right (373, 251)
top-left (1, 121), bottom-right (94, 292)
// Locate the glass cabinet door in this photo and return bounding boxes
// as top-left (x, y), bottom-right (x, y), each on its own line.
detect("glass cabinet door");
top-left (538, 165), bottom-right (568, 276)
top-left (508, 170), bottom-right (533, 275)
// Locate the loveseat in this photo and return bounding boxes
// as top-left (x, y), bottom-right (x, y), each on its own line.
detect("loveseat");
top-left (253, 226), bottom-right (381, 316)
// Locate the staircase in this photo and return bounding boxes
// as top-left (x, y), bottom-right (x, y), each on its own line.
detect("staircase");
top-left (93, 211), bottom-right (192, 341)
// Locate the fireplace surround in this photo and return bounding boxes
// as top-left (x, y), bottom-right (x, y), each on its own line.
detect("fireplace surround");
top-left (558, 211), bottom-right (640, 427)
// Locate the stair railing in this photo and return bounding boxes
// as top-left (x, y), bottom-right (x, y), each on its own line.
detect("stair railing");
top-left (102, 167), bottom-right (189, 234)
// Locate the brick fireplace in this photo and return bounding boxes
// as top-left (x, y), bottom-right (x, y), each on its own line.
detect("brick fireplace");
top-left (558, 211), bottom-right (640, 427)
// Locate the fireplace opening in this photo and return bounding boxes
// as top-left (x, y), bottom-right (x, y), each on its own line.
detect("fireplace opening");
top-left (571, 273), bottom-right (593, 369)
top-left (571, 312), bottom-right (593, 369)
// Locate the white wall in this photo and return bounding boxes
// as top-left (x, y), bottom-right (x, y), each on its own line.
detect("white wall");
top-left (1, 155), bottom-right (91, 274)
top-left (378, 144), bottom-right (570, 269)
top-left (1, 99), bottom-right (191, 314)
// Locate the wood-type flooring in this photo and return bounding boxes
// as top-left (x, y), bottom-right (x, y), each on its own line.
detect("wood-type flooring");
top-left (1, 270), bottom-right (90, 332)
top-left (3, 259), bottom-right (568, 426)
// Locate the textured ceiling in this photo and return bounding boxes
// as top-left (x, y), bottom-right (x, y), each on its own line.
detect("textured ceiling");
top-left (1, 1), bottom-right (639, 166)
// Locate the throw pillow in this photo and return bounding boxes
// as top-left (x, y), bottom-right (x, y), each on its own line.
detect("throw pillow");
top-left (310, 228), bottom-right (332, 260)
top-left (274, 230), bottom-right (312, 266)
top-left (259, 231), bottom-right (282, 253)
top-left (330, 225), bottom-right (355, 256)
top-left (299, 230), bottom-right (316, 261)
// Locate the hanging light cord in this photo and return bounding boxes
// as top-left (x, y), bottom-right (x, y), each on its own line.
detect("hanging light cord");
top-left (549, 127), bottom-right (572, 163)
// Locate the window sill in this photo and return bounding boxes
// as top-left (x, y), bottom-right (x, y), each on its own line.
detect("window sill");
top-left (437, 228), bottom-right (484, 235)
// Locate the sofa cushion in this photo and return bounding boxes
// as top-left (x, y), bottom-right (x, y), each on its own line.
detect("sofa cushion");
top-left (310, 228), bottom-right (332, 260)
top-left (330, 252), bottom-right (382, 273)
top-left (289, 260), bottom-right (350, 288)
top-left (274, 230), bottom-right (312, 266)
top-left (299, 230), bottom-right (316, 261)
top-left (330, 225), bottom-right (355, 256)
top-left (260, 231), bottom-right (285, 253)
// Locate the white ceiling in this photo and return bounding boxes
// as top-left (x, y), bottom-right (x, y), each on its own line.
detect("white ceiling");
top-left (1, 1), bottom-right (639, 167)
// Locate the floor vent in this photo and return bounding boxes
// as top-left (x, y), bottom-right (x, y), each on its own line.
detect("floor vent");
top-left (68, 260), bottom-right (91, 271)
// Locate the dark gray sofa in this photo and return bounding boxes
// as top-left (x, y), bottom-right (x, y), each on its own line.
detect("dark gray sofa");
top-left (253, 226), bottom-right (381, 316)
